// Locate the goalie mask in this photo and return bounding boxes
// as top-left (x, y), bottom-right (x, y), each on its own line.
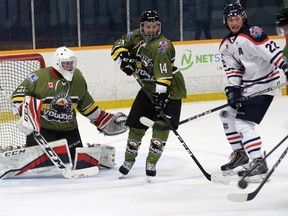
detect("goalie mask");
top-left (223, 2), bottom-right (247, 27)
top-left (276, 8), bottom-right (288, 37)
top-left (140, 10), bottom-right (161, 41)
top-left (52, 46), bottom-right (77, 81)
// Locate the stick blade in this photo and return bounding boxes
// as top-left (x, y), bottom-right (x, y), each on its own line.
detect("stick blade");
top-left (211, 175), bottom-right (230, 185)
top-left (140, 117), bottom-right (154, 128)
top-left (227, 193), bottom-right (249, 202)
top-left (65, 166), bottom-right (99, 178)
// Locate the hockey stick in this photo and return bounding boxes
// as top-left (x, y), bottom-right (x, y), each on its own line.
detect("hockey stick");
top-left (141, 82), bottom-right (288, 130)
top-left (0, 87), bottom-right (99, 179)
top-left (132, 73), bottom-right (229, 184)
top-left (33, 132), bottom-right (99, 178)
top-left (238, 134), bottom-right (288, 182)
top-left (227, 134), bottom-right (288, 202)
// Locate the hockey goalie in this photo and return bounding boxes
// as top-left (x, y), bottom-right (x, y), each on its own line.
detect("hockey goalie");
top-left (0, 46), bottom-right (128, 179)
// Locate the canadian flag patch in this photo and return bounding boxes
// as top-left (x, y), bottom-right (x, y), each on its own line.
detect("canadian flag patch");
top-left (47, 82), bottom-right (54, 88)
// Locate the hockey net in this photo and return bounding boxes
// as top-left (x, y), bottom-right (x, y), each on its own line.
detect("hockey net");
top-left (0, 53), bottom-right (45, 152)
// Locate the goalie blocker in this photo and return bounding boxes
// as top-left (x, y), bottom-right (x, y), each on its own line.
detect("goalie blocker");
top-left (0, 140), bottom-right (115, 179)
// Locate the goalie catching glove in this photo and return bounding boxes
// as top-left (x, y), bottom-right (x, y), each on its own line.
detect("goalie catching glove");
top-left (92, 109), bottom-right (128, 136)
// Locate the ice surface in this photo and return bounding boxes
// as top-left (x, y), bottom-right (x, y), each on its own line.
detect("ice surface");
top-left (1, 96), bottom-right (288, 216)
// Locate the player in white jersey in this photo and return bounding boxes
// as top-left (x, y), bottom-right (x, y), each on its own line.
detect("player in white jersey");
top-left (218, 3), bottom-right (288, 177)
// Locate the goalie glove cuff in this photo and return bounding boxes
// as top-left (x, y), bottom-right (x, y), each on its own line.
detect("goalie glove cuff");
top-left (93, 109), bottom-right (114, 130)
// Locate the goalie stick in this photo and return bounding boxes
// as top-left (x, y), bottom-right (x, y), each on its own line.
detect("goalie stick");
top-left (141, 82), bottom-right (288, 131)
top-left (33, 132), bottom-right (99, 178)
top-left (0, 86), bottom-right (99, 179)
top-left (132, 73), bottom-right (229, 185)
top-left (227, 134), bottom-right (288, 202)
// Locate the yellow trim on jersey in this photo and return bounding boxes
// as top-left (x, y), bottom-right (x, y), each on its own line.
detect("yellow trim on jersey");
top-left (81, 101), bottom-right (99, 116)
top-left (111, 47), bottom-right (128, 60)
top-left (156, 79), bottom-right (172, 86)
top-left (11, 96), bottom-right (24, 103)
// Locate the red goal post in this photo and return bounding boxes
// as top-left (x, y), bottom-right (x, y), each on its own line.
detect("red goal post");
top-left (0, 53), bottom-right (45, 152)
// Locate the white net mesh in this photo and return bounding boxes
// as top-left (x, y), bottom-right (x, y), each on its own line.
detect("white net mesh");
top-left (0, 54), bottom-right (45, 152)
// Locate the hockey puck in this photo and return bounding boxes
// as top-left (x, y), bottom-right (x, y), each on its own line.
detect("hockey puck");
top-left (220, 110), bottom-right (228, 118)
top-left (238, 179), bottom-right (248, 189)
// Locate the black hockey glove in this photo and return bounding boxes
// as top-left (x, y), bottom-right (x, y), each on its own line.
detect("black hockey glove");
top-left (152, 92), bottom-right (169, 112)
top-left (225, 86), bottom-right (242, 109)
top-left (120, 52), bottom-right (137, 76)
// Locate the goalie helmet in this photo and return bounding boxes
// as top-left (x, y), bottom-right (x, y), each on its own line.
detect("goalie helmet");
top-left (52, 46), bottom-right (77, 81)
top-left (276, 8), bottom-right (288, 36)
top-left (223, 2), bottom-right (247, 26)
top-left (140, 10), bottom-right (161, 41)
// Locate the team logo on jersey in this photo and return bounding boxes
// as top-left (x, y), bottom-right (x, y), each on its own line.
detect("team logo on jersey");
top-left (249, 26), bottom-right (263, 38)
top-left (135, 54), bottom-right (154, 80)
top-left (127, 31), bottom-right (133, 39)
top-left (157, 41), bottom-right (169, 54)
top-left (27, 73), bottom-right (38, 84)
top-left (43, 93), bottom-right (72, 122)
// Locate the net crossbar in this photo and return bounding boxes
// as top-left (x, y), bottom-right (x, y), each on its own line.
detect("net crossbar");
top-left (0, 53), bottom-right (45, 152)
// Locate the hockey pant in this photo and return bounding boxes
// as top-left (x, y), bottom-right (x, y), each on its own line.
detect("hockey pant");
top-left (219, 95), bottom-right (273, 159)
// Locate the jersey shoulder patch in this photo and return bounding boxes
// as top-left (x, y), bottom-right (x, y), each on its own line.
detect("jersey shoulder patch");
top-left (157, 41), bottom-right (169, 54)
top-left (27, 73), bottom-right (38, 84)
top-left (241, 25), bottom-right (268, 43)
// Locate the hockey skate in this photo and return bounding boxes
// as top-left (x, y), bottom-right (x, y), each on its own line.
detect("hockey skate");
top-left (238, 158), bottom-right (268, 183)
top-left (119, 160), bottom-right (135, 178)
top-left (221, 149), bottom-right (249, 176)
top-left (146, 161), bottom-right (156, 183)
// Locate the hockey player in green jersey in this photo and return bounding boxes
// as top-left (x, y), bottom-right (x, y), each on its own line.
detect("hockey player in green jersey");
top-left (12, 46), bottom-right (128, 163)
top-left (276, 8), bottom-right (288, 63)
top-left (111, 10), bottom-right (186, 180)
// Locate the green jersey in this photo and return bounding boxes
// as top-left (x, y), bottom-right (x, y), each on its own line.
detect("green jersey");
top-left (12, 67), bottom-right (98, 131)
top-left (111, 29), bottom-right (186, 100)
top-left (283, 45), bottom-right (288, 60)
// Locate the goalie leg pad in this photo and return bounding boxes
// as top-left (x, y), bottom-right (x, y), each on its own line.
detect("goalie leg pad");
top-left (0, 139), bottom-right (71, 179)
top-left (86, 143), bottom-right (116, 168)
top-left (74, 147), bottom-right (101, 170)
